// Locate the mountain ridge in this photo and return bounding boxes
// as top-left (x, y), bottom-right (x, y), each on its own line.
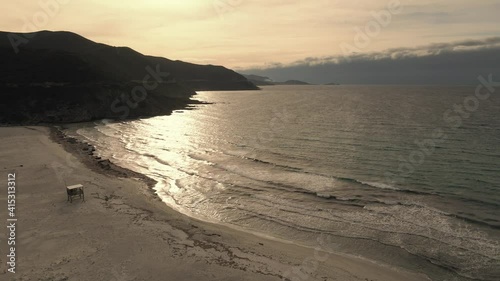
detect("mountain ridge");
top-left (1, 30), bottom-right (258, 90)
top-left (0, 30), bottom-right (257, 124)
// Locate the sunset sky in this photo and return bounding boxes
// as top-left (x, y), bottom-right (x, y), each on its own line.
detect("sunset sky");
top-left (2, 0), bottom-right (500, 69)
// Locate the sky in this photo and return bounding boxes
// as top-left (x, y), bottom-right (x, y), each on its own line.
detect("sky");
top-left (2, 0), bottom-right (500, 83)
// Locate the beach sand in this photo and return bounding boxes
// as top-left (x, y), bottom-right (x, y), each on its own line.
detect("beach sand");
top-left (0, 126), bottom-right (430, 281)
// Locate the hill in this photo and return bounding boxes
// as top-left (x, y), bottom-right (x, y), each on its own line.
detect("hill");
top-left (276, 80), bottom-right (311, 85)
top-left (0, 31), bottom-right (257, 124)
top-left (0, 31), bottom-right (257, 90)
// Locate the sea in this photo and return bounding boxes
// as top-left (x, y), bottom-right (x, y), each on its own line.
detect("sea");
top-left (65, 85), bottom-right (500, 281)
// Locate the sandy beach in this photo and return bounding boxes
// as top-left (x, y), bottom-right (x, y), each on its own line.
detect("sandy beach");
top-left (0, 126), bottom-right (430, 281)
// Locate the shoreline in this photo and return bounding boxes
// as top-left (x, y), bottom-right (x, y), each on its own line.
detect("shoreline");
top-left (49, 126), bottom-right (159, 191)
top-left (0, 126), bottom-right (431, 281)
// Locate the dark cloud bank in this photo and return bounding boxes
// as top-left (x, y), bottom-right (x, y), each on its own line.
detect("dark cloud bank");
top-left (240, 37), bottom-right (500, 85)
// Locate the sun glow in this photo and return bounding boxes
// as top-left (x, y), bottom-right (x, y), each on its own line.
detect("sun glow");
top-left (2, 0), bottom-right (499, 68)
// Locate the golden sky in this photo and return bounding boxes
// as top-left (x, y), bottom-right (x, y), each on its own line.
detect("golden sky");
top-left (2, 0), bottom-right (500, 68)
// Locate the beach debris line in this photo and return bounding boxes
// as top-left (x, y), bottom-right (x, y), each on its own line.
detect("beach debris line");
top-left (50, 127), bottom-right (158, 192)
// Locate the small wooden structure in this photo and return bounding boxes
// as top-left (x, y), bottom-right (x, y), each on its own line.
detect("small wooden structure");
top-left (67, 184), bottom-right (84, 203)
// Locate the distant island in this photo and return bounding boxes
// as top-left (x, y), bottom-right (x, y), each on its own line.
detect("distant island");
top-left (325, 82), bottom-right (340, 85)
top-left (276, 80), bottom-right (311, 85)
top-left (0, 31), bottom-right (258, 124)
top-left (241, 74), bottom-right (275, 85)
top-left (242, 74), bottom-right (312, 86)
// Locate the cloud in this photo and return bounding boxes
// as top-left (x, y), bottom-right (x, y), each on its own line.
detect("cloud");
top-left (243, 37), bottom-right (500, 68)
top-left (239, 37), bottom-right (500, 85)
